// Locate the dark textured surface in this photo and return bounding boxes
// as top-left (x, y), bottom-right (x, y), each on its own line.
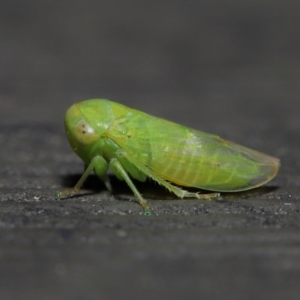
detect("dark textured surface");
top-left (1, 1), bottom-right (300, 299)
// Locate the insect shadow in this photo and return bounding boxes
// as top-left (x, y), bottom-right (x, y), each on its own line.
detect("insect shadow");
top-left (59, 174), bottom-right (279, 201)
top-left (220, 186), bottom-right (279, 201)
top-left (59, 173), bottom-right (172, 200)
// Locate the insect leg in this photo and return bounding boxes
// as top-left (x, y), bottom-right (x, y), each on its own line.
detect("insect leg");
top-left (57, 158), bottom-right (96, 199)
top-left (181, 190), bottom-right (220, 200)
top-left (118, 150), bottom-right (220, 200)
top-left (109, 158), bottom-right (151, 213)
top-left (57, 155), bottom-right (110, 198)
top-left (116, 156), bottom-right (147, 182)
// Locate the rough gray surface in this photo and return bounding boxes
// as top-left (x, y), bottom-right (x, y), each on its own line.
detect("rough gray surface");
top-left (1, 1), bottom-right (300, 299)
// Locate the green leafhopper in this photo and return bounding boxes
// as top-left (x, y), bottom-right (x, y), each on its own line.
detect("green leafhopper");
top-left (58, 99), bottom-right (280, 214)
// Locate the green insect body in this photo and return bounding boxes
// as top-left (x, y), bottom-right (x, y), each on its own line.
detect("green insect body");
top-left (59, 99), bottom-right (280, 213)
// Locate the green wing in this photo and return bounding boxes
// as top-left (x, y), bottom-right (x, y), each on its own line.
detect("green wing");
top-left (107, 110), bottom-right (279, 192)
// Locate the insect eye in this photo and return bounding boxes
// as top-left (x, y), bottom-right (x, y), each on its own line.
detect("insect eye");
top-left (78, 121), bottom-right (94, 135)
top-left (74, 120), bottom-right (99, 144)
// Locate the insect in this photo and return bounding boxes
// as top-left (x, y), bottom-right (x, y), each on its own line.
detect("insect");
top-left (58, 99), bottom-right (280, 214)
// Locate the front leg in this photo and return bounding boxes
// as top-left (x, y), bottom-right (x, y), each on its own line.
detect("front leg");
top-left (57, 155), bottom-right (109, 198)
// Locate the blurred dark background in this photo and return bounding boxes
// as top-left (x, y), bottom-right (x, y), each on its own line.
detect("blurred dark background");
top-left (1, 1), bottom-right (300, 299)
top-left (1, 1), bottom-right (299, 128)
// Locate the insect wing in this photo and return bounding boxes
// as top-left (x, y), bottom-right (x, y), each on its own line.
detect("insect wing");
top-left (107, 110), bottom-right (279, 192)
